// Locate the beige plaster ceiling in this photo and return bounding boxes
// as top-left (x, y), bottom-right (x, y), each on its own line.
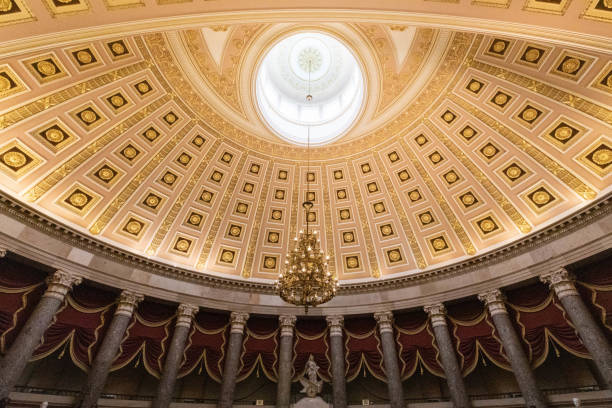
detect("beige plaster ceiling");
top-left (0, 0), bottom-right (610, 284)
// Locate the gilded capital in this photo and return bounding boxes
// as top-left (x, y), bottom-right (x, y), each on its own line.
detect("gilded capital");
top-left (230, 312), bottom-right (249, 334)
top-left (373, 311), bottom-right (394, 334)
top-left (424, 303), bottom-right (447, 328)
top-left (115, 290), bottom-right (144, 317)
top-left (43, 270), bottom-right (82, 301)
top-left (540, 268), bottom-right (578, 299)
top-left (176, 303), bottom-right (198, 328)
top-left (279, 315), bottom-right (297, 337)
top-left (326, 315), bottom-right (344, 337)
top-left (478, 289), bottom-right (507, 316)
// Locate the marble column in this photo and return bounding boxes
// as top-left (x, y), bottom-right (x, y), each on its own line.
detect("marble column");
top-left (478, 290), bottom-right (548, 407)
top-left (424, 304), bottom-right (471, 408)
top-left (0, 271), bottom-right (82, 406)
top-left (276, 315), bottom-right (296, 408)
top-left (541, 268), bottom-right (612, 389)
top-left (152, 303), bottom-right (198, 408)
top-left (218, 312), bottom-right (249, 408)
top-left (373, 311), bottom-right (405, 408)
top-left (326, 315), bottom-right (347, 408)
top-left (75, 290), bottom-right (143, 408)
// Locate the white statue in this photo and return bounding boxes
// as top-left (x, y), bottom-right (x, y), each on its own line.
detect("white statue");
top-left (40, 403), bottom-right (48, 408)
top-left (299, 355), bottom-right (323, 397)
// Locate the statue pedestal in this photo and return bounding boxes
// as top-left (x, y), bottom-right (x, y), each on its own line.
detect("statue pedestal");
top-left (294, 396), bottom-right (328, 408)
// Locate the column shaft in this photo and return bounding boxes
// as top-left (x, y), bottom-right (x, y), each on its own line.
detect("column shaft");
top-left (327, 316), bottom-right (346, 408)
top-left (479, 290), bottom-right (548, 408)
top-left (75, 291), bottom-right (143, 408)
top-left (0, 271), bottom-right (81, 405)
top-left (542, 269), bottom-right (612, 390)
top-left (276, 315), bottom-right (296, 408)
top-left (374, 312), bottom-right (404, 408)
top-left (425, 304), bottom-right (471, 408)
top-left (218, 312), bottom-right (249, 408)
top-left (152, 304), bottom-right (198, 408)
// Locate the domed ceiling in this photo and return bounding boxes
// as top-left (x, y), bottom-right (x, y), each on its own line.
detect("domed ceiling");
top-left (0, 0), bottom-right (610, 284)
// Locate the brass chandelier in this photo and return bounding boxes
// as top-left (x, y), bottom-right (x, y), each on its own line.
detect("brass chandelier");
top-left (274, 59), bottom-right (338, 311)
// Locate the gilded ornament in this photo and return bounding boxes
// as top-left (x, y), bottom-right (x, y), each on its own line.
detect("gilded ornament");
top-left (524, 48), bottom-right (541, 62)
top-left (192, 136), bottom-right (204, 146)
top-left (388, 250), bottom-right (401, 262)
top-left (237, 203), bottom-right (248, 213)
top-left (189, 214), bottom-right (201, 225)
top-left (367, 183), bottom-right (377, 192)
top-left (482, 145), bottom-right (497, 157)
top-left (442, 112), bottom-right (454, 122)
top-left (343, 232), bottom-right (354, 242)
top-left (271, 210), bottom-right (282, 220)
top-left (398, 171), bottom-right (409, 181)
top-left (110, 95), bottom-right (125, 107)
top-left (221, 250), bottom-right (234, 263)
top-left (0, 76), bottom-right (11, 92)
top-left (307, 212), bottom-right (316, 222)
top-left (408, 190), bottom-right (421, 201)
top-left (230, 226), bottom-right (241, 236)
top-left (468, 81), bottom-right (481, 92)
top-left (592, 148), bottom-right (611, 166)
top-left (381, 225), bottom-right (392, 236)
top-left (339, 209), bottom-right (350, 219)
top-left (79, 109), bottom-right (97, 124)
top-left (145, 195), bottom-right (159, 207)
top-left (607, 75), bottom-right (612, 88)
top-left (165, 113), bottom-right (177, 123)
top-left (45, 128), bottom-right (64, 143)
top-left (416, 135), bottom-right (427, 145)
top-left (2, 151), bottom-right (26, 168)
top-left (244, 183), bottom-right (254, 193)
top-left (505, 166), bottom-right (522, 179)
top-left (493, 93), bottom-right (508, 105)
top-left (163, 173), bottom-right (176, 184)
top-left (420, 213), bottom-right (432, 224)
top-left (68, 192), bottom-right (88, 207)
top-left (144, 129), bottom-right (158, 140)
top-left (264, 257), bottom-right (276, 269)
top-left (374, 203), bottom-right (385, 213)
top-left (111, 42), bottom-right (126, 55)
top-left (432, 238), bottom-right (446, 250)
top-left (553, 126), bottom-right (573, 141)
top-left (430, 153), bottom-right (442, 163)
top-left (122, 146), bottom-right (137, 159)
top-left (492, 40), bottom-right (506, 53)
top-left (461, 194), bottom-right (475, 205)
top-left (333, 170), bottom-right (342, 180)
top-left (36, 60), bottom-right (57, 76)
top-left (76, 50), bottom-right (93, 65)
top-left (561, 58), bottom-right (581, 74)
top-left (136, 82), bottom-right (150, 93)
top-left (346, 257), bottom-right (359, 268)
top-left (200, 191), bottom-right (212, 202)
top-left (479, 219), bottom-right (496, 232)
top-left (361, 164), bottom-right (371, 173)
top-left (520, 108), bottom-right (538, 121)
top-left (337, 189), bottom-right (346, 199)
top-left (462, 127), bottom-right (475, 138)
top-left (211, 171), bottom-right (222, 181)
top-left (444, 172), bottom-right (457, 183)
top-left (532, 190), bottom-right (551, 205)
top-left (175, 239), bottom-right (190, 252)
top-left (222, 153), bottom-right (232, 163)
top-left (0, 0), bottom-right (13, 13)
top-left (268, 232), bottom-right (279, 243)
top-left (388, 152), bottom-right (399, 162)
top-left (98, 168), bottom-right (114, 181)
top-left (178, 154), bottom-right (190, 164)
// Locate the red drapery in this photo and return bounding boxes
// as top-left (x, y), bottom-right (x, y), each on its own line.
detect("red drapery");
top-left (344, 317), bottom-right (385, 382)
top-left (237, 316), bottom-right (278, 382)
top-left (394, 311), bottom-right (444, 379)
top-left (179, 311), bottom-right (228, 381)
top-left (293, 319), bottom-right (331, 382)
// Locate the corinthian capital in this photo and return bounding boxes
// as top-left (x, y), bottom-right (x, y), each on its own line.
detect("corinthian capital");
top-left (279, 315), bottom-right (297, 337)
top-left (477, 289), bottom-right (507, 316)
top-left (115, 290), bottom-right (144, 317)
top-left (373, 311), bottom-right (394, 334)
top-left (326, 315), bottom-right (344, 337)
top-left (43, 270), bottom-right (82, 301)
top-left (424, 303), bottom-right (447, 328)
top-left (176, 303), bottom-right (198, 328)
top-left (0, 247), bottom-right (7, 258)
top-left (540, 268), bottom-right (578, 299)
top-left (230, 312), bottom-right (249, 334)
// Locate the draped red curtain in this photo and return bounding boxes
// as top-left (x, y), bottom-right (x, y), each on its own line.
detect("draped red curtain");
top-left (344, 316), bottom-right (385, 382)
top-left (1, 255), bottom-right (611, 382)
top-left (394, 310), bottom-right (444, 379)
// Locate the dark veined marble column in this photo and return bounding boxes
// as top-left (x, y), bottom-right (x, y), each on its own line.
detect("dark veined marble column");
top-left (478, 289), bottom-right (548, 408)
top-left (75, 290), bottom-right (144, 408)
top-left (541, 268), bottom-right (612, 389)
top-left (276, 315), bottom-right (296, 408)
top-left (374, 311), bottom-right (405, 408)
top-left (326, 315), bottom-right (347, 408)
top-left (424, 303), bottom-right (471, 408)
top-left (0, 270), bottom-right (82, 406)
top-left (218, 312), bottom-right (249, 408)
top-left (152, 303), bottom-right (198, 408)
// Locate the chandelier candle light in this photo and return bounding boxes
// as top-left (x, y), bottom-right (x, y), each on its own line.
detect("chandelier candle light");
top-left (275, 57), bottom-right (338, 312)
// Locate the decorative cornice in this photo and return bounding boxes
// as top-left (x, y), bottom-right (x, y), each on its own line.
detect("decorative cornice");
top-left (326, 315), bottom-right (344, 337)
top-left (540, 268), bottom-right (579, 300)
top-left (43, 270), bottom-right (82, 301)
top-left (373, 311), bottom-right (394, 334)
top-left (0, 192), bottom-right (609, 295)
top-left (115, 290), bottom-right (144, 317)
top-left (230, 312), bottom-right (249, 334)
top-left (424, 303), bottom-right (447, 328)
top-left (176, 303), bottom-right (198, 328)
top-left (477, 289), bottom-right (507, 317)
top-left (278, 315), bottom-right (297, 337)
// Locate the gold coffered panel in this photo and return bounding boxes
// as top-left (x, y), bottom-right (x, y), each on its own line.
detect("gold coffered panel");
top-left (0, 13), bottom-right (609, 287)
